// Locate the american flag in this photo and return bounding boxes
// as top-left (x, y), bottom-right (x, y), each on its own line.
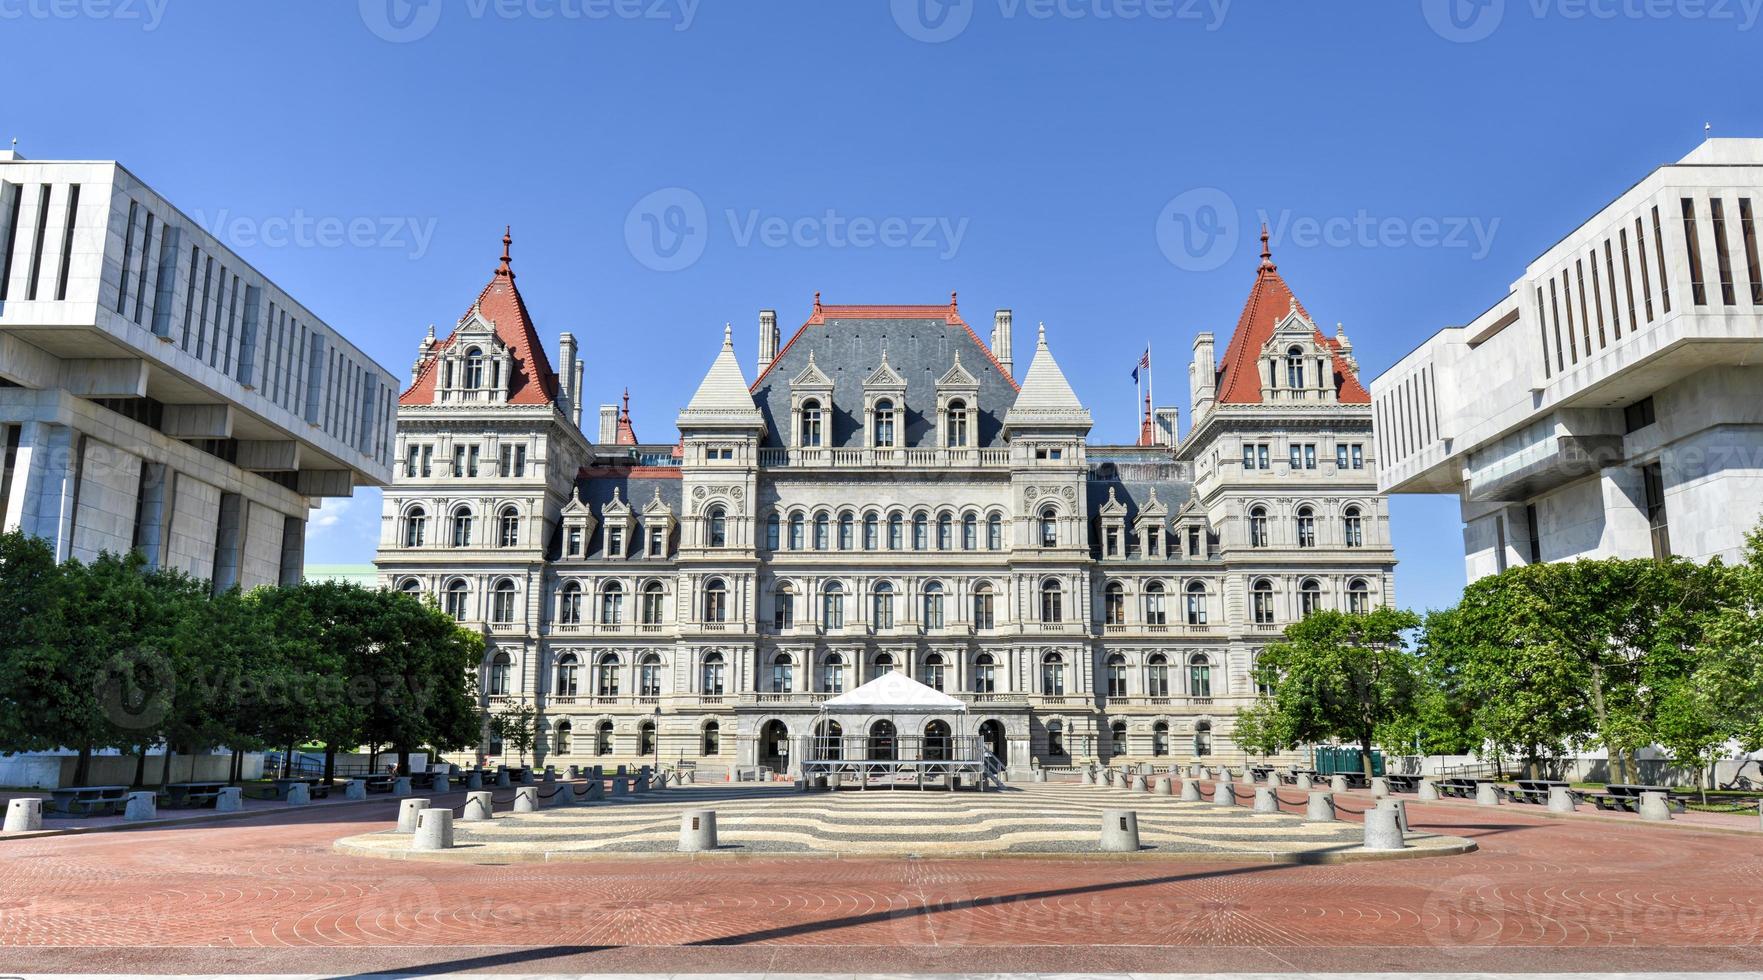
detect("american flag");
top-left (1131, 348), bottom-right (1150, 384)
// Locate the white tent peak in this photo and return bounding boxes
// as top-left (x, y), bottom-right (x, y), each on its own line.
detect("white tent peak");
top-left (821, 669), bottom-right (965, 713)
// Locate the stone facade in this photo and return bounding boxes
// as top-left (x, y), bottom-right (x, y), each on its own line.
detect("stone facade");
top-left (376, 237), bottom-right (1394, 775)
top-left (1372, 139), bottom-right (1763, 579)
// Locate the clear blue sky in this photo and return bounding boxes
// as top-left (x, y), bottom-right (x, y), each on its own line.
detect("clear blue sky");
top-left (7, 0), bottom-right (1760, 614)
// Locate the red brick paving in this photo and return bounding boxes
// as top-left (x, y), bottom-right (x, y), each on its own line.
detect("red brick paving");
top-left (3, 793), bottom-right (1761, 974)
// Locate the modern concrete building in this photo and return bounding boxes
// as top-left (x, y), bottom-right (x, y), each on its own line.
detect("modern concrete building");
top-left (0, 152), bottom-right (396, 587)
top-left (376, 232), bottom-right (1394, 775)
top-left (1373, 139), bottom-right (1763, 580)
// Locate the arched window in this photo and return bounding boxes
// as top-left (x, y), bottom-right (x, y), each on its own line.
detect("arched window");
top-left (403, 506), bottom-right (427, 548)
top-left (772, 583), bottom-right (794, 631)
top-left (1185, 582), bottom-right (1208, 625)
top-left (946, 399), bottom-right (969, 447)
top-left (788, 513), bottom-right (805, 550)
top-left (838, 512), bottom-right (854, 550)
top-left (765, 513), bottom-right (780, 551)
top-left (1144, 581), bottom-right (1167, 625)
top-left (863, 512), bottom-right (879, 550)
top-left (1189, 654), bottom-right (1213, 697)
top-left (821, 582), bottom-right (845, 629)
top-left (821, 652), bottom-right (846, 693)
top-left (1249, 506), bottom-right (1269, 547)
top-left (707, 507), bottom-right (727, 548)
top-left (872, 582), bottom-right (895, 629)
top-left (555, 652), bottom-right (580, 698)
top-left (801, 399), bottom-right (824, 447)
top-left (1110, 720), bottom-right (1128, 757)
top-left (596, 654), bottom-right (621, 697)
top-left (986, 513), bottom-right (1003, 550)
top-left (922, 652), bottom-right (946, 692)
top-left (490, 579), bottom-right (517, 623)
top-left (600, 582), bottom-right (625, 624)
top-left (1147, 653), bottom-right (1169, 697)
top-left (640, 582), bottom-right (665, 624)
top-left (1039, 506), bottom-right (1058, 548)
top-left (1046, 719), bottom-right (1066, 757)
top-left (553, 719), bottom-right (572, 754)
top-left (922, 581), bottom-right (945, 629)
top-left (1041, 650), bottom-right (1065, 695)
top-left (770, 652), bottom-right (794, 692)
top-left (874, 651), bottom-right (896, 675)
top-left (398, 577), bottom-right (422, 599)
top-left (1343, 505), bottom-right (1364, 548)
top-left (911, 513), bottom-right (929, 550)
top-left (1104, 582), bottom-right (1125, 625)
top-left (962, 513), bottom-right (978, 550)
top-left (450, 506), bottom-right (474, 548)
top-left (596, 720), bottom-right (614, 755)
top-left (1194, 719), bottom-right (1213, 757)
top-left (486, 651), bottom-right (511, 696)
top-left (972, 583), bottom-right (995, 630)
top-left (701, 720), bottom-right (721, 756)
top-left (498, 506), bottom-right (520, 548)
top-left (1348, 578), bottom-right (1372, 614)
top-left (936, 513), bottom-right (952, 550)
top-left (869, 719), bottom-right (897, 760)
top-left (874, 399), bottom-right (897, 448)
top-left (1106, 653), bottom-right (1127, 697)
top-left (1286, 345), bottom-right (1305, 388)
top-left (887, 513), bottom-right (904, 550)
top-left (1152, 721), bottom-right (1169, 756)
top-left (1251, 578), bottom-right (1276, 625)
top-left (1296, 505), bottom-right (1316, 548)
top-left (703, 578), bottom-right (728, 623)
top-left (1300, 578), bottom-right (1323, 617)
top-left (444, 578), bottom-right (469, 620)
top-left (701, 651), bottom-right (725, 695)
top-left (1039, 578), bottom-right (1063, 623)
top-left (924, 719), bottom-right (952, 760)
top-left (558, 581), bottom-right (583, 625)
top-left (973, 652), bottom-right (996, 693)
top-left (813, 513), bottom-right (830, 550)
top-left (464, 347), bottom-right (485, 389)
top-left (639, 653), bottom-right (662, 697)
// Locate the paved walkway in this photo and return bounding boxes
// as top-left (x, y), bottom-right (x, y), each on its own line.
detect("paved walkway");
top-left (3, 786), bottom-right (1761, 974)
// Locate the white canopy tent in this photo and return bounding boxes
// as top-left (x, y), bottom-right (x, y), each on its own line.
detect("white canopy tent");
top-left (820, 670), bottom-right (967, 714)
top-left (806, 671), bottom-right (992, 790)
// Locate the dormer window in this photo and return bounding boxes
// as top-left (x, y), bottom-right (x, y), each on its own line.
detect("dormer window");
top-left (606, 524), bottom-right (625, 557)
top-left (801, 400), bottom-right (824, 447)
top-left (946, 400), bottom-right (969, 447)
top-left (566, 525), bottom-right (583, 557)
top-left (874, 399), bottom-right (897, 448)
top-left (1285, 345), bottom-right (1305, 388)
top-left (464, 347), bottom-right (486, 389)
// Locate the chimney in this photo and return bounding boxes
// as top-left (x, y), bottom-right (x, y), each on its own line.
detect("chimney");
top-left (558, 332), bottom-right (578, 426)
top-left (757, 309), bottom-right (779, 374)
top-left (991, 309), bottom-right (1013, 379)
top-left (1155, 407), bottom-right (1180, 447)
top-left (571, 359), bottom-right (584, 427)
top-left (1190, 331), bottom-right (1216, 419)
top-left (598, 404), bottom-right (618, 444)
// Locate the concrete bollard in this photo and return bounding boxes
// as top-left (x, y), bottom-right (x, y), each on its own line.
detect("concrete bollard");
top-left (584, 779), bottom-right (605, 802)
top-left (1098, 809), bottom-right (1140, 852)
top-left (1418, 778), bottom-right (1439, 801)
top-left (394, 776), bottom-right (413, 796)
top-left (1329, 775), bottom-right (1348, 794)
top-left (396, 797), bottom-right (430, 832)
top-left (520, 769), bottom-right (537, 786)
top-left (656, 772), bottom-right (669, 790)
top-left (679, 809), bottom-right (718, 852)
top-left (513, 786), bottom-right (537, 813)
top-left (542, 769), bottom-right (556, 784)
top-left (612, 776), bottom-right (629, 796)
top-left (1305, 791), bottom-right (1336, 822)
top-left (466, 771), bottom-right (484, 790)
top-left (1180, 779), bottom-right (1203, 802)
top-left (541, 785), bottom-right (567, 808)
top-left (413, 808), bottom-right (454, 850)
top-left (1131, 774), bottom-right (1149, 792)
top-left (1370, 776), bottom-right (1389, 798)
top-left (568, 765), bottom-right (581, 778)
top-left (1252, 786), bottom-right (1279, 814)
top-left (4, 798), bottom-right (43, 832)
top-left (1475, 783), bottom-right (1500, 806)
top-left (826, 774), bottom-right (841, 791)
top-left (215, 786), bottom-right (242, 812)
top-left (1547, 786), bottom-right (1576, 813)
top-left (463, 791), bottom-right (494, 821)
top-left (1153, 776), bottom-right (1172, 795)
top-left (1216, 783), bottom-right (1238, 807)
top-left (1363, 806), bottom-right (1406, 850)
top-left (495, 770), bottom-right (511, 788)
top-left (1379, 798), bottom-right (1410, 834)
top-left (121, 791), bottom-right (156, 821)
top-left (1033, 769), bottom-right (1048, 783)
top-left (634, 774), bottom-right (650, 793)
top-left (434, 775), bottom-right (452, 794)
top-left (285, 783), bottom-right (310, 806)
top-left (344, 779), bottom-right (366, 801)
top-left (1639, 791), bottom-right (1673, 822)
top-left (1296, 773), bottom-right (1313, 790)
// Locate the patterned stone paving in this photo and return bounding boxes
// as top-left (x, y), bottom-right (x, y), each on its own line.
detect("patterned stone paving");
top-left (335, 783), bottom-right (1474, 861)
top-left (2, 786), bottom-right (1761, 974)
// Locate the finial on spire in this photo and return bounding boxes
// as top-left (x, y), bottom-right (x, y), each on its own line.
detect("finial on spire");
top-left (1037, 321), bottom-right (1047, 346)
top-left (813, 291), bottom-right (822, 312)
top-left (622, 387), bottom-right (630, 416)
top-left (496, 226), bottom-right (514, 277)
top-left (950, 290), bottom-right (959, 312)
top-left (1259, 222), bottom-right (1274, 269)
top-left (723, 322), bottom-right (733, 346)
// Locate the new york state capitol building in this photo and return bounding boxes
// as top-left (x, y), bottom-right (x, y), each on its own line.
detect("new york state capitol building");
top-left (375, 232), bottom-right (1395, 776)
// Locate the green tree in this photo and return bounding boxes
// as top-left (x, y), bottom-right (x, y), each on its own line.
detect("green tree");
top-left (1253, 607), bottom-right (1424, 779)
top-left (489, 699), bottom-right (538, 766)
top-left (0, 532), bottom-right (74, 761)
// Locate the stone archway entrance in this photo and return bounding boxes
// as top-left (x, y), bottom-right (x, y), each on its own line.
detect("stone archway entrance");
top-left (979, 719), bottom-right (1007, 764)
top-left (760, 719), bottom-right (790, 772)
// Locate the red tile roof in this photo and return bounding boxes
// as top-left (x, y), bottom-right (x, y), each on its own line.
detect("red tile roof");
top-left (1214, 230), bottom-right (1370, 405)
top-left (751, 292), bottom-right (1021, 392)
top-left (399, 229), bottom-right (559, 407)
top-left (615, 389), bottom-right (638, 445)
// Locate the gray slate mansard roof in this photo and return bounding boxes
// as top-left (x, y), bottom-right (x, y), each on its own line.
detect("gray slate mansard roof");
top-left (750, 312), bottom-right (1020, 449)
top-left (1085, 449), bottom-right (1195, 525)
top-left (548, 467), bottom-right (685, 561)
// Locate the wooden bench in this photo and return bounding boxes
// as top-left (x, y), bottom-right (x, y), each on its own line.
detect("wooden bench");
top-left (162, 781), bottom-right (227, 808)
top-left (1507, 779), bottom-right (1569, 805)
top-left (1438, 777), bottom-right (1486, 799)
top-left (1581, 783), bottom-right (1686, 813)
top-left (48, 785), bottom-right (132, 816)
top-left (1386, 773), bottom-right (1423, 794)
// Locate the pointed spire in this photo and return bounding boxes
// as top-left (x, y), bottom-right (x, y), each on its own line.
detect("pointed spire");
top-left (496, 225), bottom-right (515, 278)
top-left (1004, 322), bottom-right (1092, 433)
top-left (1139, 387), bottom-right (1155, 447)
top-left (680, 322), bottom-right (766, 427)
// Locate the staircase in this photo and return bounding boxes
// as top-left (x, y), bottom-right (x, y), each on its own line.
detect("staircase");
top-left (982, 752), bottom-right (1007, 790)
